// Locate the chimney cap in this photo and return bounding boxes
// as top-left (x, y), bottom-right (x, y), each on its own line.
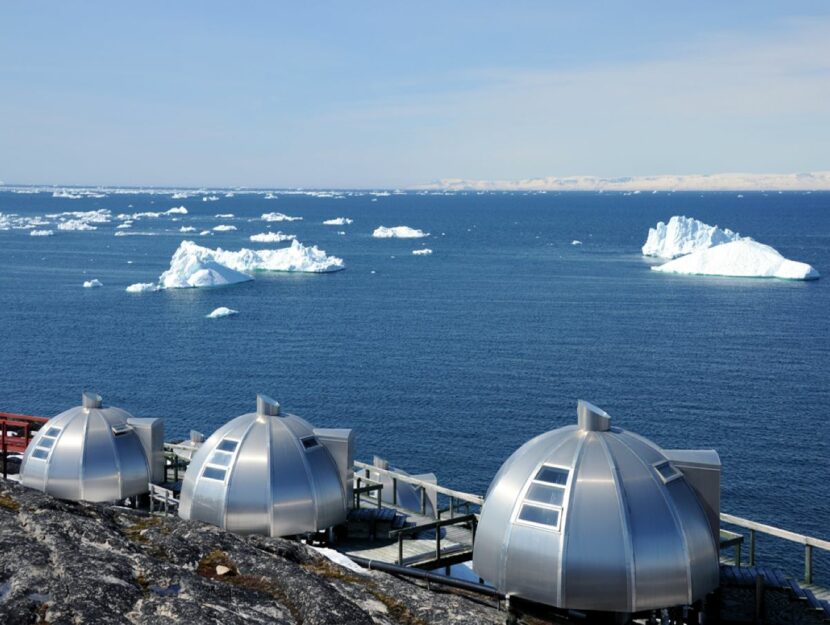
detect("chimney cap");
top-left (577, 400), bottom-right (611, 432)
top-left (82, 391), bottom-right (103, 410)
top-left (257, 394), bottom-right (281, 418)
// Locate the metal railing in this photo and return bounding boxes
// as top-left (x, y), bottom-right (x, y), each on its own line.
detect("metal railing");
top-left (721, 513), bottom-right (830, 584)
top-left (388, 513), bottom-right (478, 566)
top-left (0, 412), bottom-right (49, 478)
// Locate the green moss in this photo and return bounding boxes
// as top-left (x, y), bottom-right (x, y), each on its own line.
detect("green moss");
top-left (367, 588), bottom-right (428, 625)
top-left (0, 493), bottom-right (20, 512)
top-left (122, 516), bottom-right (162, 543)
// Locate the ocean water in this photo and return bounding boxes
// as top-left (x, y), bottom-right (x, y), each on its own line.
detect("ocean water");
top-left (1, 189), bottom-right (828, 579)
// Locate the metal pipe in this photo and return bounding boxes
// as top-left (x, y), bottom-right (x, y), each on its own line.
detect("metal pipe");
top-left (348, 555), bottom-right (505, 599)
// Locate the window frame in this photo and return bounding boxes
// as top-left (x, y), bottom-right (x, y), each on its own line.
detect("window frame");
top-left (514, 463), bottom-right (571, 532)
top-left (653, 460), bottom-right (682, 484)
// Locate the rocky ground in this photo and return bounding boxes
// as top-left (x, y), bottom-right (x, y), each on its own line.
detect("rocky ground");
top-left (0, 480), bottom-right (505, 625)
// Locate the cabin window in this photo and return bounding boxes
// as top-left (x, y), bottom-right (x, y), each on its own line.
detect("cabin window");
top-left (217, 439), bottom-right (238, 453)
top-left (111, 424), bottom-right (132, 436)
top-left (654, 461), bottom-right (681, 483)
top-left (519, 504), bottom-right (560, 528)
top-left (526, 482), bottom-right (565, 507)
top-left (300, 436), bottom-right (319, 450)
top-left (45, 427), bottom-right (61, 437)
top-left (31, 448), bottom-right (49, 460)
top-left (209, 451), bottom-right (233, 467)
top-left (38, 436), bottom-right (55, 449)
top-left (202, 467), bottom-right (227, 481)
top-left (535, 466), bottom-right (569, 486)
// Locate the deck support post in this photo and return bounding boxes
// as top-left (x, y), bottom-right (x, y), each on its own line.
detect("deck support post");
top-left (420, 488), bottom-right (426, 516)
top-left (397, 534), bottom-right (403, 566)
top-left (735, 543), bottom-right (742, 567)
top-left (749, 529), bottom-right (756, 566)
top-left (805, 544), bottom-right (813, 584)
top-left (392, 477), bottom-right (397, 506)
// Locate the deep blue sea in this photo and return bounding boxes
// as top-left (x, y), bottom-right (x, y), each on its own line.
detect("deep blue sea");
top-left (1, 188), bottom-right (828, 579)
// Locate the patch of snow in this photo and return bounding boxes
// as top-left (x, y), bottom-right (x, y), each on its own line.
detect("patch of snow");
top-left (309, 547), bottom-right (368, 575)
top-left (126, 282), bottom-right (160, 293)
top-left (206, 306), bottom-right (239, 319)
top-left (83, 279), bottom-right (103, 288)
top-left (261, 212), bottom-right (302, 222)
top-left (249, 231), bottom-right (296, 243)
top-left (372, 226), bottom-right (429, 239)
top-left (642, 216), bottom-right (741, 259)
top-left (323, 217), bottom-right (353, 225)
top-left (412, 248), bottom-right (432, 255)
top-left (213, 224), bottom-right (237, 232)
top-left (652, 239), bottom-right (820, 281)
top-left (29, 229), bottom-right (54, 237)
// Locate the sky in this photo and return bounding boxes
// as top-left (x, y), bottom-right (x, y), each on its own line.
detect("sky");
top-left (1, 2), bottom-right (829, 188)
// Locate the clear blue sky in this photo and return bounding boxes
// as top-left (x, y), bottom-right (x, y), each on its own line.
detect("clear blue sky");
top-left (1, 2), bottom-right (829, 187)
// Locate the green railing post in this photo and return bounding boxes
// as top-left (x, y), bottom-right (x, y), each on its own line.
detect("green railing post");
top-left (749, 529), bottom-right (756, 566)
top-left (805, 545), bottom-right (813, 584)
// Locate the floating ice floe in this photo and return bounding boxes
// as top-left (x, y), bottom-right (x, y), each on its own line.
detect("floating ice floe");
top-left (206, 307), bottom-right (239, 319)
top-left (115, 231), bottom-right (159, 237)
top-left (323, 217), bottom-right (353, 225)
top-left (652, 239), bottom-right (820, 281)
top-left (249, 231), bottom-right (296, 243)
top-left (572, 240), bottom-right (583, 246)
top-left (412, 248), bottom-right (433, 255)
top-left (180, 226), bottom-right (197, 233)
top-left (215, 213), bottom-right (235, 218)
top-left (116, 222), bottom-right (133, 229)
top-left (213, 224), bottom-right (237, 232)
top-left (202, 195), bottom-right (220, 202)
top-left (125, 282), bottom-right (161, 293)
top-left (372, 226), bottom-right (429, 238)
top-left (57, 220), bottom-right (97, 231)
top-left (171, 192), bottom-right (190, 199)
top-left (168, 206), bottom-right (188, 215)
top-left (262, 212), bottom-right (302, 222)
top-left (30, 230), bottom-right (54, 237)
top-left (83, 279), bottom-right (103, 288)
top-left (199, 230), bottom-right (212, 236)
top-left (642, 216), bottom-right (741, 259)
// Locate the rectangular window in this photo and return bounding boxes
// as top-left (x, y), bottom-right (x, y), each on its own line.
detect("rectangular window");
top-left (301, 436), bottom-right (319, 449)
top-left (217, 439), bottom-right (238, 453)
top-left (46, 427), bottom-right (61, 437)
top-left (31, 448), bottom-right (49, 460)
top-left (654, 461), bottom-right (681, 483)
top-left (202, 467), bottom-right (227, 481)
top-left (209, 451), bottom-right (232, 467)
top-left (111, 424), bottom-right (132, 436)
top-left (526, 482), bottom-right (565, 507)
top-left (519, 504), bottom-right (560, 528)
top-left (39, 437), bottom-right (56, 449)
top-left (535, 466), bottom-right (569, 486)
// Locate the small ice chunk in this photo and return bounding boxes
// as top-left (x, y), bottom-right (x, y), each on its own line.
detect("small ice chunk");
top-left (372, 226), bottom-right (429, 238)
top-left (642, 216), bottom-right (741, 259)
top-left (215, 213), bottom-right (235, 218)
top-left (206, 307), bottom-right (239, 319)
top-left (199, 230), bottom-right (212, 236)
top-left (323, 217), bottom-right (353, 225)
top-left (57, 220), bottom-right (97, 231)
top-left (249, 231), bottom-right (296, 243)
top-left (168, 206), bottom-right (188, 215)
top-left (213, 224), bottom-right (237, 232)
top-left (572, 240), bottom-right (582, 246)
top-left (180, 226), bottom-right (197, 233)
top-left (30, 229), bottom-right (54, 237)
top-left (126, 282), bottom-right (160, 293)
top-left (652, 239), bottom-right (820, 281)
top-left (412, 248), bottom-right (432, 255)
top-left (83, 279), bottom-right (103, 288)
top-left (262, 212), bottom-right (302, 222)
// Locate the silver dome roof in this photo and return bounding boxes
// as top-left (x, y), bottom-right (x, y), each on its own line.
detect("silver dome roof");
top-left (473, 401), bottom-right (720, 613)
top-left (20, 392), bottom-right (150, 502)
top-left (179, 395), bottom-right (349, 537)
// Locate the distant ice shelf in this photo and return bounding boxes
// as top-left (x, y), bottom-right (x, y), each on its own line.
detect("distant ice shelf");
top-left (642, 216), bottom-right (741, 259)
top-left (373, 226), bottom-right (429, 239)
top-left (652, 239), bottom-right (820, 281)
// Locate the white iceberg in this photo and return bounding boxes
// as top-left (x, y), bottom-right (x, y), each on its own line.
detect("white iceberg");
top-left (206, 306), bottom-right (239, 319)
top-left (57, 220), bottom-right (97, 231)
top-left (159, 243), bottom-right (254, 289)
top-left (213, 224), bottom-right (237, 232)
top-left (652, 239), bottom-right (820, 281)
top-left (572, 240), bottom-right (583, 246)
top-left (250, 231), bottom-right (296, 243)
top-left (202, 195), bottom-right (219, 202)
top-left (261, 212), bottom-right (302, 222)
top-left (412, 248), bottom-right (433, 255)
top-left (180, 226), bottom-right (197, 233)
top-left (215, 213), bottom-right (234, 218)
top-left (115, 231), bottom-right (159, 237)
top-left (168, 206), bottom-right (188, 215)
top-left (30, 229), bottom-right (54, 237)
top-left (83, 279), bottom-right (103, 288)
top-left (373, 225), bottom-right (429, 239)
top-left (116, 222), bottom-right (133, 229)
top-left (323, 217), bottom-right (353, 225)
top-left (642, 216), bottom-right (741, 259)
top-left (126, 282), bottom-right (160, 293)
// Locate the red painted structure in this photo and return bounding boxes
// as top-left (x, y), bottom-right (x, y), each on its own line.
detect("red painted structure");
top-left (0, 412), bottom-right (49, 478)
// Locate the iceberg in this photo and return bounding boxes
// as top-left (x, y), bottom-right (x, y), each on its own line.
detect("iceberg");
top-left (206, 306), bottom-right (239, 319)
top-left (642, 216), bottom-right (741, 259)
top-left (213, 224), bottom-right (237, 232)
top-left (215, 213), bottom-right (235, 218)
top-left (323, 217), bottom-right (353, 225)
top-left (249, 231), bottom-right (296, 243)
top-left (373, 226), bottom-right (429, 239)
top-left (652, 239), bottom-right (820, 281)
top-left (159, 243), bottom-right (254, 289)
top-left (30, 229), bottom-right (54, 237)
top-left (83, 279), bottom-right (103, 288)
top-left (202, 195), bottom-right (219, 202)
top-left (126, 282), bottom-right (160, 293)
top-left (572, 240), bottom-right (583, 246)
top-left (180, 226), bottom-right (197, 233)
top-left (57, 220), bottom-right (97, 231)
top-left (168, 206), bottom-right (188, 215)
top-left (261, 212), bottom-right (302, 222)
top-left (412, 248), bottom-right (433, 255)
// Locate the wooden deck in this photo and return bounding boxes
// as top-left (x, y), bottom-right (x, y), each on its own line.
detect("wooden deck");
top-left (337, 496), bottom-right (476, 569)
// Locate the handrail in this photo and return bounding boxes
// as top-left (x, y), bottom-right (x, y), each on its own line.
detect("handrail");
top-left (720, 512), bottom-right (830, 584)
top-left (389, 513), bottom-right (478, 538)
top-left (354, 460), bottom-right (484, 506)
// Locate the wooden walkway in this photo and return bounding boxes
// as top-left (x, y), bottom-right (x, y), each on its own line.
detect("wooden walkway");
top-left (337, 497), bottom-right (476, 569)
